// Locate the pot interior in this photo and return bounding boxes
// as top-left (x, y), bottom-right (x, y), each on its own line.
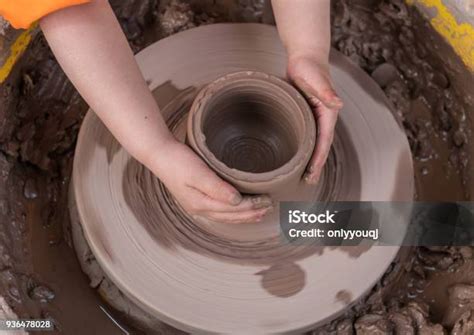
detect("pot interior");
top-left (201, 82), bottom-right (303, 173)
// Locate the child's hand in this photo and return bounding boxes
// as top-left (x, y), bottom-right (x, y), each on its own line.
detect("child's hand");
top-left (288, 55), bottom-right (343, 184)
top-left (40, 1), bottom-right (272, 224)
top-left (272, 0), bottom-right (342, 184)
top-left (149, 139), bottom-right (273, 224)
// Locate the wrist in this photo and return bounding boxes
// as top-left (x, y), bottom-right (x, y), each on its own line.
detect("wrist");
top-left (287, 47), bottom-right (329, 67)
top-left (143, 135), bottom-right (197, 184)
top-left (137, 132), bottom-right (176, 171)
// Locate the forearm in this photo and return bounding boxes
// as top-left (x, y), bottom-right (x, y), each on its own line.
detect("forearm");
top-left (40, 0), bottom-right (171, 167)
top-left (272, 0), bottom-right (331, 62)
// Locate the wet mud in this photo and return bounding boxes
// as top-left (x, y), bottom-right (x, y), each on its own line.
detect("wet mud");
top-left (0, 0), bottom-right (472, 334)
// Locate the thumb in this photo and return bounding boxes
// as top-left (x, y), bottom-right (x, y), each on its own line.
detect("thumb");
top-left (195, 171), bottom-right (242, 205)
top-left (292, 66), bottom-right (343, 110)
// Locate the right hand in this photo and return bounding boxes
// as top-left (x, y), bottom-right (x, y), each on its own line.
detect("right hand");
top-left (287, 54), bottom-right (343, 185)
top-left (149, 139), bottom-right (273, 224)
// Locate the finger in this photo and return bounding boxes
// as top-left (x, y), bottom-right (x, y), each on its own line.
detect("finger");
top-left (194, 194), bottom-right (273, 213)
top-left (305, 104), bottom-right (339, 184)
top-left (293, 74), bottom-right (343, 110)
top-left (190, 168), bottom-right (242, 205)
top-left (202, 207), bottom-right (272, 224)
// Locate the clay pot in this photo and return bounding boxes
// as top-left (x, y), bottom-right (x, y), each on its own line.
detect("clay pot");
top-left (187, 71), bottom-right (316, 194)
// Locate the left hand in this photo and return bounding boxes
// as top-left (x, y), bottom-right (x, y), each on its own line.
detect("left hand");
top-left (287, 54), bottom-right (344, 184)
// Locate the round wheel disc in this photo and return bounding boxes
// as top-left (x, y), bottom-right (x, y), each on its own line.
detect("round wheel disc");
top-left (71, 24), bottom-right (413, 334)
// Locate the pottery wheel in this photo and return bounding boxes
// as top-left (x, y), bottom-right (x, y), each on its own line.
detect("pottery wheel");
top-left (71, 24), bottom-right (413, 334)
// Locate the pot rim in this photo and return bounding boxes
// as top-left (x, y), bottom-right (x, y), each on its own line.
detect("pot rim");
top-left (187, 71), bottom-right (316, 184)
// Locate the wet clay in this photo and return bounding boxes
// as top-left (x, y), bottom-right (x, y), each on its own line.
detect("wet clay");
top-left (187, 71), bottom-right (315, 194)
top-left (0, 0), bottom-right (472, 334)
top-left (256, 262), bottom-right (307, 298)
top-left (331, 0), bottom-right (473, 201)
top-left (71, 24), bottom-right (412, 334)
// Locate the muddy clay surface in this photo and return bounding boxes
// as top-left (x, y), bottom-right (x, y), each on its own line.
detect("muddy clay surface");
top-left (72, 24), bottom-right (411, 333)
top-left (0, 0), bottom-right (472, 334)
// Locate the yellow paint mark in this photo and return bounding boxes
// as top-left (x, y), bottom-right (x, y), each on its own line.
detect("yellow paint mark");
top-left (0, 24), bottom-right (37, 83)
top-left (408, 0), bottom-right (474, 70)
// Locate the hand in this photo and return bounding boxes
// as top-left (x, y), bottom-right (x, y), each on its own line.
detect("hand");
top-left (149, 139), bottom-right (273, 224)
top-left (287, 54), bottom-right (343, 184)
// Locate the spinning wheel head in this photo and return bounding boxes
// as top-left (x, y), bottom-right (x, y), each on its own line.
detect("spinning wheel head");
top-left (71, 24), bottom-right (413, 334)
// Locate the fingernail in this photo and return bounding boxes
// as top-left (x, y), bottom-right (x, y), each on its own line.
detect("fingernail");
top-left (264, 206), bottom-right (274, 214)
top-left (261, 206), bottom-right (273, 216)
top-left (251, 196), bottom-right (273, 209)
top-left (304, 173), bottom-right (317, 185)
top-left (230, 193), bottom-right (243, 205)
top-left (329, 97), bottom-right (343, 109)
top-left (256, 212), bottom-right (268, 222)
top-left (192, 215), bottom-right (206, 224)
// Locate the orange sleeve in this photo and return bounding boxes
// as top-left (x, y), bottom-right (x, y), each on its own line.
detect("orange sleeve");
top-left (0, 0), bottom-right (91, 29)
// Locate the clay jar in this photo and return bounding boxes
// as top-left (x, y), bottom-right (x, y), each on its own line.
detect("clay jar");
top-left (187, 71), bottom-right (316, 194)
